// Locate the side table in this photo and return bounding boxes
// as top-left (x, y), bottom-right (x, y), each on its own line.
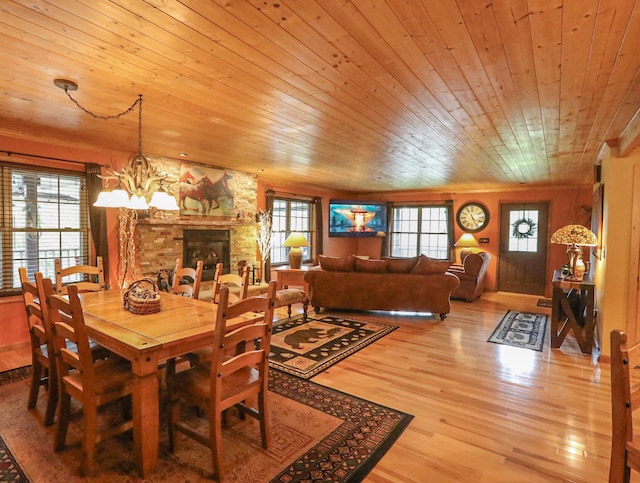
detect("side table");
top-left (550, 269), bottom-right (596, 354)
top-left (275, 265), bottom-right (311, 293)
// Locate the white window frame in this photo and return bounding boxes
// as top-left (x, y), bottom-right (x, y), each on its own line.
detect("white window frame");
top-left (389, 202), bottom-right (454, 260)
top-left (270, 198), bottom-right (313, 266)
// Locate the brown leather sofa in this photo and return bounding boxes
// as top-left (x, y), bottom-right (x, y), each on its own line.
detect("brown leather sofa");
top-left (303, 254), bottom-right (460, 320)
top-left (448, 251), bottom-right (491, 302)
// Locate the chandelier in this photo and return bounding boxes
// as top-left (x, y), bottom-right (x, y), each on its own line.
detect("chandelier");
top-left (54, 79), bottom-right (179, 210)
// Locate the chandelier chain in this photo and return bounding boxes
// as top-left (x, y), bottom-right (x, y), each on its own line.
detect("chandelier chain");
top-left (62, 87), bottom-right (142, 121)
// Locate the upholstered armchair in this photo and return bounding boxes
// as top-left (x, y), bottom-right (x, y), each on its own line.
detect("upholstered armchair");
top-left (448, 251), bottom-right (491, 302)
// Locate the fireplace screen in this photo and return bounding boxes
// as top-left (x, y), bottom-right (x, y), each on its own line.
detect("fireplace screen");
top-left (183, 230), bottom-right (230, 281)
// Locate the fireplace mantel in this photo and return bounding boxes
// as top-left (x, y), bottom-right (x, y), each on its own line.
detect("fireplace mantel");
top-left (137, 217), bottom-right (252, 227)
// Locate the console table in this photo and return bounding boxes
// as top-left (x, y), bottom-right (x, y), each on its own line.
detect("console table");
top-left (550, 270), bottom-right (596, 354)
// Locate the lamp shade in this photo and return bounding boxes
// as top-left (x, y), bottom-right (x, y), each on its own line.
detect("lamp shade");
top-left (148, 190), bottom-right (180, 210)
top-left (93, 188), bottom-right (130, 208)
top-left (282, 232), bottom-right (309, 248)
top-left (454, 233), bottom-right (480, 248)
top-left (127, 194), bottom-right (149, 210)
top-left (282, 232), bottom-right (308, 269)
top-left (550, 225), bottom-right (597, 246)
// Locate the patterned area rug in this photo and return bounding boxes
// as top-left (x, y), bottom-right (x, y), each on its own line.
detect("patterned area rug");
top-left (270, 313), bottom-right (398, 379)
top-left (488, 310), bottom-right (548, 351)
top-left (0, 367), bottom-right (412, 482)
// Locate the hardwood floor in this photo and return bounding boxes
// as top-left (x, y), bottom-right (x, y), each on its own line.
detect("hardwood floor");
top-left (309, 292), bottom-right (613, 482)
top-left (0, 291), bottom-right (614, 481)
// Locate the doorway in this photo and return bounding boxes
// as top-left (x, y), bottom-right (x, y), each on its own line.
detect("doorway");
top-left (498, 202), bottom-right (548, 295)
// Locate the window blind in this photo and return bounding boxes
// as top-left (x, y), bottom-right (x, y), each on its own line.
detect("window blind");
top-left (1, 163), bottom-right (89, 295)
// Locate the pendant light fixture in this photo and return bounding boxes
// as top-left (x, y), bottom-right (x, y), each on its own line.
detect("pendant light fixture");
top-left (54, 78), bottom-right (179, 210)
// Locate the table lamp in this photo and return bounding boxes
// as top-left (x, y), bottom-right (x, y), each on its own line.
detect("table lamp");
top-left (282, 232), bottom-right (309, 269)
top-left (550, 224), bottom-right (597, 280)
top-left (454, 233), bottom-right (480, 263)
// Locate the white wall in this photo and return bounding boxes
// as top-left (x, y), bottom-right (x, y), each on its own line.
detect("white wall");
top-left (597, 144), bottom-right (640, 356)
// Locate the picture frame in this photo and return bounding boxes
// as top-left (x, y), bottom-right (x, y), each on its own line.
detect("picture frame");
top-left (179, 163), bottom-right (235, 216)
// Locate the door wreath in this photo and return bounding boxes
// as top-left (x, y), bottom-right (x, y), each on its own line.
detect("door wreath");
top-left (512, 217), bottom-right (537, 239)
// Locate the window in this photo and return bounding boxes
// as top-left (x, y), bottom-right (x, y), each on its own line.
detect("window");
top-left (389, 203), bottom-right (453, 259)
top-left (270, 198), bottom-right (313, 265)
top-left (1, 164), bottom-right (89, 295)
top-left (508, 208), bottom-right (540, 253)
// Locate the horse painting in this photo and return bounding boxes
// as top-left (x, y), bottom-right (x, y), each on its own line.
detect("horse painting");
top-left (179, 165), bottom-right (234, 215)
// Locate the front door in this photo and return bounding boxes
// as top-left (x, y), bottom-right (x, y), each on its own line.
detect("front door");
top-left (498, 202), bottom-right (548, 295)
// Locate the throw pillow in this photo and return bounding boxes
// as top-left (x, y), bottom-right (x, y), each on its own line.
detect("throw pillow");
top-left (411, 255), bottom-right (452, 275)
top-left (384, 256), bottom-right (420, 273)
top-left (318, 254), bottom-right (354, 272)
top-left (354, 257), bottom-right (387, 273)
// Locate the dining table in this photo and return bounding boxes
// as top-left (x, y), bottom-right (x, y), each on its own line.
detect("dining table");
top-left (77, 288), bottom-right (263, 478)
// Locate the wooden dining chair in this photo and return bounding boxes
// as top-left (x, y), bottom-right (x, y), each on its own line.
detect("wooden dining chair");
top-left (166, 280), bottom-right (277, 481)
top-left (55, 256), bottom-right (106, 294)
top-left (210, 262), bottom-right (250, 304)
top-left (172, 257), bottom-right (204, 299)
top-left (19, 268), bottom-right (58, 426)
top-left (48, 284), bottom-right (135, 477)
top-left (610, 329), bottom-right (640, 482)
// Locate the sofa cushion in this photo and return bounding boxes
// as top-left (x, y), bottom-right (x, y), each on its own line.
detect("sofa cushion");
top-left (411, 255), bottom-right (452, 275)
top-left (318, 254), bottom-right (354, 272)
top-left (354, 257), bottom-right (388, 273)
top-left (384, 256), bottom-right (420, 273)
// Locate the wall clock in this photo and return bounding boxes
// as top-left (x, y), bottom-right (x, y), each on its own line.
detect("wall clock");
top-left (456, 202), bottom-right (489, 233)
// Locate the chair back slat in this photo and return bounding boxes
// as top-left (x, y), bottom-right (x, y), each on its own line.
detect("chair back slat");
top-left (55, 256), bottom-right (105, 294)
top-left (19, 268), bottom-right (58, 425)
top-left (172, 257), bottom-right (204, 299)
top-left (211, 281), bottom-right (276, 400)
top-left (48, 285), bottom-right (97, 394)
top-left (211, 263), bottom-right (250, 304)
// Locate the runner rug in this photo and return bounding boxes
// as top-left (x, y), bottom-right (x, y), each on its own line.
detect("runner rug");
top-left (487, 310), bottom-right (548, 351)
top-left (0, 367), bottom-right (412, 482)
top-left (270, 313), bottom-right (398, 379)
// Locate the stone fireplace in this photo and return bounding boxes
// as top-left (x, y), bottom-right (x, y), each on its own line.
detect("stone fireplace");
top-left (136, 220), bottom-right (258, 290)
top-left (183, 229), bottom-right (230, 281)
top-left (132, 157), bottom-right (259, 289)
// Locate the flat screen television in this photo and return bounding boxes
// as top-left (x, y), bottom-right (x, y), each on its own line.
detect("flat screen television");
top-left (328, 200), bottom-right (388, 237)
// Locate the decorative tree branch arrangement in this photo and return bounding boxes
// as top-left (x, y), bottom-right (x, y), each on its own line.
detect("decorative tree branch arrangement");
top-left (255, 210), bottom-right (273, 271)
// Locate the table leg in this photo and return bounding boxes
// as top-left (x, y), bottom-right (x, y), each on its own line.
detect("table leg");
top-left (551, 287), bottom-right (563, 348)
top-left (582, 286), bottom-right (595, 354)
top-left (133, 372), bottom-right (159, 477)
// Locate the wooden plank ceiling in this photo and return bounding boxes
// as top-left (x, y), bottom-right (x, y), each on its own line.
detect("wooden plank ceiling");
top-left (1, 0), bottom-right (639, 193)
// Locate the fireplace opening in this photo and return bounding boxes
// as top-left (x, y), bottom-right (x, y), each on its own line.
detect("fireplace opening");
top-left (183, 230), bottom-right (230, 281)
